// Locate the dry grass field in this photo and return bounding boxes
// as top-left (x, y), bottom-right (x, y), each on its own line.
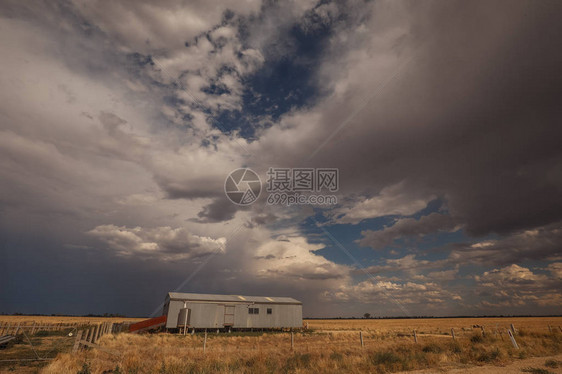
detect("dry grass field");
top-left (0, 316), bottom-right (143, 373)
top-left (0, 316), bottom-right (144, 325)
top-left (1, 317), bottom-right (561, 373)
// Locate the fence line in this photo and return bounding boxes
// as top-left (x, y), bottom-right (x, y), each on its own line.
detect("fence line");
top-left (2, 320), bottom-right (560, 360)
top-left (72, 322), bottom-right (117, 353)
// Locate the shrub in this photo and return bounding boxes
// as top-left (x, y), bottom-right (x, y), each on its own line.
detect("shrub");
top-left (329, 352), bottom-right (343, 361)
top-left (470, 334), bottom-right (483, 343)
top-left (449, 342), bottom-right (462, 354)
top-left (521, 368), bottom-right (554, 374)
top-left (477, 348), bottom-right (500, 362)
top-left (77, 362), bottom-right (91, 374)
top-left (283, 353), bottom-right (312, 371)
top-left (422, 343), bottom-right (442, 354)
top-left (370, 351), bottom-right (402, 365)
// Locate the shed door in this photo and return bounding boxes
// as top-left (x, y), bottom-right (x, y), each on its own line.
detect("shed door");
top-left (224, 306), bottom-right (235, 326)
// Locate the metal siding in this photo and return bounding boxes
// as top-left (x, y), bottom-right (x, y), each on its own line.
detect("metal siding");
top-left (166, 300), bottom-right (183, 328)
top-left (164, 293), bottom-right (302, 329)
top-left (177, 308), bottom-right (190, 327)
top-left (233, 303), bottom-right (302, 328)
top-left (187, 303), bottom-right (225, 328)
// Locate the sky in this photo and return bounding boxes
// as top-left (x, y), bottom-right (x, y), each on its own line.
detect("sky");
top-left (0, 0), bottom-right (561, 318)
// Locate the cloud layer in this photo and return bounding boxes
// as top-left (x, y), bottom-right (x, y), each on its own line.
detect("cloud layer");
top-left (1, 0), bottom-right (561, 317)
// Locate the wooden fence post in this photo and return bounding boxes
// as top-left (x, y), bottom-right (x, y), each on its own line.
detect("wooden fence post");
top-left (30, 322), bottom-right (36, 335)
top-left (91, 326), bottom-right (97, 344)
top-left (510, 324), bottom-right (516, 335)
top-left (413, 330), bottom-right (418, 343)
top-left (14, 323), bottom-right (21, 336)
top-left (481, 326), bottom-right (485, 337)
top-left (451, 328), bottom-right (455, 340)
top-left (291, 332), bottom-right (294, 350)
top-left (548, 325), bottom-right (552, 333)
top-left (72, 330), bottom-right (84, 353)
top-left (507, 329), bottom-right (519, 349)
top-left (88, 327), bottom-right (95, 343)
top-left (203, 329), bottom-right (207, 353)
top-left (360, 331), bottom-right (364, 347)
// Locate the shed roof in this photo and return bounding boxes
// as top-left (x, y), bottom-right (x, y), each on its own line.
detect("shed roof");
top-left (167, 292), bottom-right (301, 305)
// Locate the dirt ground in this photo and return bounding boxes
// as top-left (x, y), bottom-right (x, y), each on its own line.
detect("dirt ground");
top-left (403, 353), bottom-right (562, 373)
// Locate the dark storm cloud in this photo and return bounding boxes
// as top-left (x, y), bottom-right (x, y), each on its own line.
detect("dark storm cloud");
top-left (359, 213), bottom-right (460, 250)
top-left (285, 0), bottom-right (562, 240)
top-left (445, 221), bottom-right (562, 266)
top-left (189, 198), bottom-right (241, 223)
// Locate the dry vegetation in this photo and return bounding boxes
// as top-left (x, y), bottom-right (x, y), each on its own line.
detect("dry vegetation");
top-left (305, 317), bottom-right (562, 333)
top-left (0, 316), bottom-right (142, 373)
top-left (31, 317), bottom-right (562, 374)
top-left (0, 316), bottom-right (144, 325)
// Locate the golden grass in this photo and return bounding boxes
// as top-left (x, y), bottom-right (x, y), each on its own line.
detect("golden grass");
top-left (38, 318), bottom-right (562, 374)
top-left (0, 316), bottom-right (144, 325)
top-left (305, 317), bottom-right (562, 333)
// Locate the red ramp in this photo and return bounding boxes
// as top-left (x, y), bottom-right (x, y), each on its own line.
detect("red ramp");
top-left (129, 315), bottom-right (167, 333)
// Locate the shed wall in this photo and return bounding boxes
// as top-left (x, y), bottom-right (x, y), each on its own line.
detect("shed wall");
top-left (165, 299), bottom-right (302, 329)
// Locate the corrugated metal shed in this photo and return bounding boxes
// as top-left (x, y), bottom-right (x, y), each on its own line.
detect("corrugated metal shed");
top-left (163, 292), bottom-right (303, 329)
top-left (167, 292), bottom-right (301, 305)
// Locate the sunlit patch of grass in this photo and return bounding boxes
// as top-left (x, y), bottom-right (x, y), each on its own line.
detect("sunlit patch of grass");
top-left (521, 368), bottom-right (554, 374)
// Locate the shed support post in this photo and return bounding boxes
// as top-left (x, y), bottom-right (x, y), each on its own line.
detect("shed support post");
top-left (203, 329), bottom-right (207, 353)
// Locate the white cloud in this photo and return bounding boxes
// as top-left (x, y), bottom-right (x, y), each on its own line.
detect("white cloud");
top-left (324, 278), bottom-right (461, 307)
top-left (87, 224), bottom-right (226, 260)
top-left (477, 264), bottom-right (546, 285)
top-left (71, 0), bottom-right (263, 53)
top-left (253, 236), bottom-right (350, 281)
top-left (474, 264), bottom-right (562, 308)
top-left (330, 181), bottom-right (436, 224)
